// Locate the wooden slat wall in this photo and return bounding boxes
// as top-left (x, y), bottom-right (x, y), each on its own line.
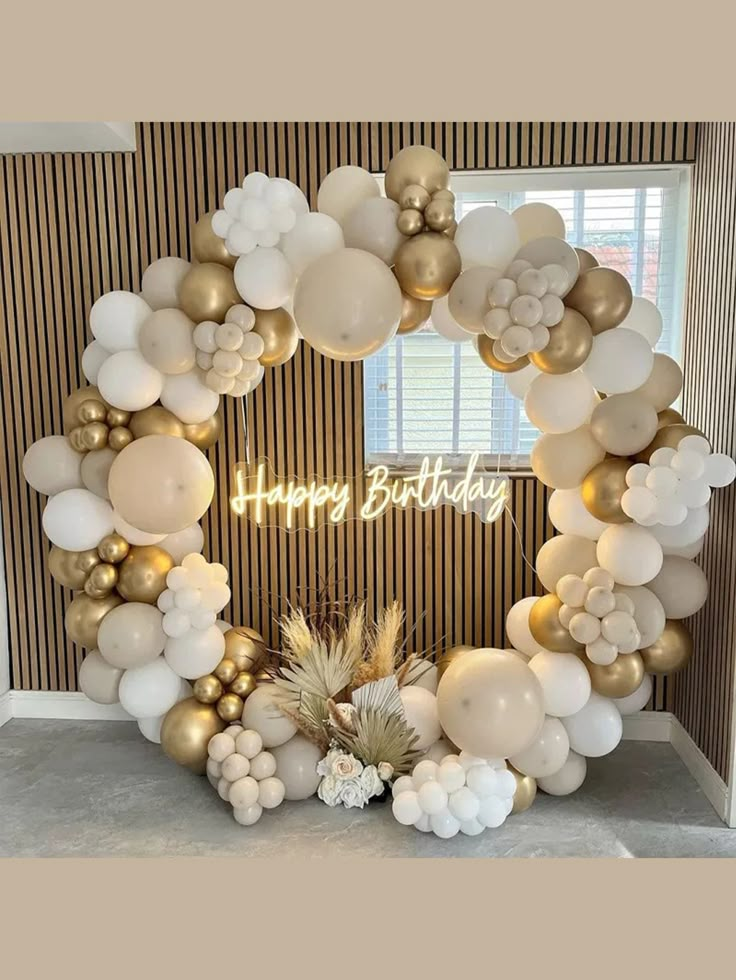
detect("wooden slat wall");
top-left (672, 123), bottom-right (736, 780)
top-left (0, 122), bottom-right (697, 696)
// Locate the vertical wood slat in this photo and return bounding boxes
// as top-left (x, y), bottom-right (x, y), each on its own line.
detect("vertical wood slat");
top-left (0, 122), bottom-right (698, 698)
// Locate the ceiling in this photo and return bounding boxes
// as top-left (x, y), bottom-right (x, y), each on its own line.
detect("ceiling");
top-left (0, 122), bottom-right (136, 154)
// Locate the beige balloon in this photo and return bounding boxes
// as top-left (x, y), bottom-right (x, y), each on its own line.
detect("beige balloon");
top-left (589, 393), bottom-right (659, 456)
top-left (80, 447), bottom-right (117, 500)
top-left (530, 426), bottom-right (605, 490)
top-left (536, 534), bottom-right (598, 593)
top-left (564, 268), bottom-right (633, 334)
top-left (657, 408), bottom-right (685, 429)
top-left (342, 197), bottom-right (407, 265)
top-left (448, 267), bottom-right (497, 331)
top-left (138, 309), bottom-right (196, 375)
top-left (141, 257), bottom-right (191, 310)
top-left (530, 309), bottom-right (592, 374)
top-left (97, 602), bottom-right (166, 669)
top-left (271, 734), bottom-right (323, 800)
top-left (78, 650), bottom-right (124, 704)
top-left (108, 435), bottom-right (214, 534)
top-left (632, 353), bottom-right (683, 412)
top-left (241, 685), bottom-right (298, 747)
top-left (436, 649), bottom-right (545, 759)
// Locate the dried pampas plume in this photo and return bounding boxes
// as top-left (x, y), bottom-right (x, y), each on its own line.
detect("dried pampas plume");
top-left (353, 600), bottom-right (404, 688)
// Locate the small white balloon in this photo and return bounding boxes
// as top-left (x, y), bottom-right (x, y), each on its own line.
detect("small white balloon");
top-left (537, 750), bottom-right (587, 796)
top-left (42, 488), bottom-right (114, 551)
top-left (23, 436), bottom-right (83, 496)
top-left (618, 297), bottom-right (663, 347)
top-left (81, 340), bottom-right (110, 383)
top-left (89, 291), bottom-right (151, 352)
top-left (164, 624), bottom-right (225, 679)
top-left (234, 247), bottom-right (295, 310)
top-left (431, 295), bottom-right (474, 342)
top-left (562, 692), bottom-right (622, 757)
top-left (528, 651), bottom-right (591, 718)
top-left (160, 370), bottom-right (220, 425)
top-left (612, 674), bottom-right (653, 715)
top-left (97, 350), bottom-right (163, 412)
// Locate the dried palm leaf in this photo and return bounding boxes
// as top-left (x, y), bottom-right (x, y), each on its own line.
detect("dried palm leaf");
top-left (331, 707), bottom-right (421, 775)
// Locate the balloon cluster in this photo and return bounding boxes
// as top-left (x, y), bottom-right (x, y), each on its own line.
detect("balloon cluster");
top-left (212, 172), bottom-right (309, 257)
top-left (158, 553), bottom-right (231, 637)
top-left (556, 568), bottom-right (640, 665)
top-left (66, 395), bottom-right (133, 454)
top-left (193, 305), bottom-right (265, 397)
top-left (483, 259), bottom-right (568, 362)
top-left (395, 185), bottom-right (456, 238)
top-left (207, 725), bottom-right (286, 825)
top-left (392, 752), bottom-right (516, 839)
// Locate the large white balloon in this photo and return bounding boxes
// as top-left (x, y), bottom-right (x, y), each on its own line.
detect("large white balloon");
top-left (164, 624), bottom-right (225, 679)
top-left (509, 716), bottom-right (570, 778)
top-left (596, 525), bottom-right (663, 586)
top-left (317, 165), bottom-right (380, 225)
top-left (536, 534), bottom-right (599, 593)
top-left (141, 257), bottom-right (191, 311)
top-left (506, 596), bottom-right (545, 657)
top-left (430, 295), bottom-right (473, 342)
top-left (160, 370), bottom-right (220, 425)
top-left (582, 328), bottom-right (655, 395)
top-left (159, 524), bottom-right (205, 564)
top-left (612, 673), bottom-right (653, 715)
top-left (98, 603), bottom-right (167, 669)
top-left (524, 371), bottom-right (598, 434)
top-left (505, 362), bottom-right (541, 399)
top-left (81, 340), bottom-right (110, 383)
top-left (234, 247), bottom-right (295, 310)
top-left (614, 586), bottom-right (665, 648)
top-left (454, 206), bottom-right (519, 270)
top-left (23, 436), bottom-right (83, 496)
top-left (537, 750), bottom-right (587, 796)
top-left (618, 297), bottom-right (663, 348)
top-left (562, 692), bottom-right (622, 757)
top-left (42, 488), bottom-right (114, 551)
top-left (89, 291), bottom-right (151, 352)
top-left (342, 197), bottom-right (406, 266)
top-left (647, 556), bottom-right (709, 619)
top-left (528, 651), bottom-right (592, 718)
top-left (118, 656), bottom-right (185, 719)
top-left (97, 350), bottom-right (164, 412)
top-left (648, 506), bottom-right (710, 548)
top-left (280, 212), bottom-right (344, 276)
top-left (293, 248), bottom-right (401, 361)
top-left (548, 487), bottom-right (610, 540)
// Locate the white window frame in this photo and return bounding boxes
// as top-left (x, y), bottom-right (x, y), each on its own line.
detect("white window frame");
top-left (365, 164), bottom-right (692, 475)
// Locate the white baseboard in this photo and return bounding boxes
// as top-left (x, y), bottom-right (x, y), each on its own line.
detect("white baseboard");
top-left (0, 693), bottom-right (730, 825)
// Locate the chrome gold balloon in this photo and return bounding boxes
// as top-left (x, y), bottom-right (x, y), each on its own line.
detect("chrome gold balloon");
top-left (529, 594), bottom-right (584, 653)
top-left (224, 626), bottom-right (267, 673)
top-left (253, 307), bottom-right (300, 367)
top-left (214, 658), bottom-right (238, 686)
top-left (160, 698), bottom-right (225, 774)
top-left (397, 289), bottom-right (432, 335)
top-left (564, 267), bottom-right (633, 334)
top-left (192, 674), bottom-right (224, 704)
top-left (81, 421), bottom-right (108, 451)
top-left (397, 208), bottom-right (424, 237)
top-left (530, 308), bottom-right (593, 374)
top-left (581, 458), bottom-right (631, 523)
top-left (84, 562), bottom-right (118, 599)
top-left (108, 426), bottom-right (133, 451)
top-left (574, 248), bottom-right (599, 273)
top-left (399, 184), bottom-right (431, 212)
top-left (97, 533), bottom-right (130, 564)
top-left (510, 766), bottom-right (537, 814)
top-left (216, 693), bottom-right (245, 722)
top-left (64, 592), bottom-right (123, 648)
top-left (63, 386), bottom-right (105, 432)
top-left (78, 399), bottom-right (107, 424)
top-left (183, 414), bottom-right (222, 451)
top-left (424, 198), bottom-right (455, 233)
top-left (129, 406), bottom-right (186, 440)
top-left (229, 671), bottom-right (257, 700)
top-left (394, 232), bottom-right (461, 301)
top-left (476, 334), bottom-right (529, 374)
top-left (640, 620), bottom-right (693, 674)
top-left (385, 145), bottom-right (450, 202)
top-left (587, 652), bottom-right (645, 698)
top-left (106, 408), bottom-right (131, 428)
top-left (656, 408), bottom-right (686, 429)
top-left (191, 211), bottom-right (237, 270)
top-left (178, 262), bottom-right (240, 323)
top-left (116, 545), bottom-right (174, 603)
top-left (48, 546), bottom-right (98, 590)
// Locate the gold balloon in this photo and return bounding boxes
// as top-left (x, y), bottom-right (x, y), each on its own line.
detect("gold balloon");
top-left (394, 232), bottom-right (461, 300)
top-left (48, 547), bottom-right (98, 590)
top-left (192, 674), bottom-right (223, 704)
top-left (183, 413), bottom-right (222, 451)
top-left (397, 208), bottom-right (425, 237)
top-left (97, 533), bottom-right (130, 564)
top-left (530, 308), bottom-right (592, 374)
top-left (253, 307), bottom-right (300, 367)
top-left (63, 386), bottom-right (104, 432)
top-left (581, 458), bottom-right (631, 523)
top-left (179, 262), bottom-right (240, 323)
top-left (564, 267), bottom-right (633, 334)
top-left (224, 626), bottom-right (268, 673)
top-left (229, 671), bottom-right (257, 700)
top-left (575, 248), bottom-right (599, 273)
top-left (657, 408), bottom-right (685, 429)
top-left (397, 290), bottom-right (432, 335)
top-left (635, 423), bottom-right (709, 463)
top-left (116, 545), bottom-right (174, 603)
top-left (81, 421), bottom-right (108, 451)
top-left (510, 766), bottom-right (537, 814)
top-left (529, 594), bottom-right (583, 653)
top-left (385, 145), bottom-right (450, 202)
top-left (192, 211), bottom-right (237, 270)
top-left (424, 198), bottom-right (455, 233)
top-left (587, 652), bottom-right (645, 698)
top-left (78, 550), bottom-right (103, 575)
top-left (214, 658), bottom-right (238, 686)
top-left (399, 184), bottom-right (431, 212)
top-left (160, 698), bottom-right (225, 774)
top-left (84, 562), bottom-right (118, 599)
top-left (640, 620), bottom-right (693, 675)
top-left (108, 426), bottom-right (133, 451)
top-left (476, 334), bottom-right (529, 373)
top-left (78, 399), bottom-right (107, 424)
top-left (436, 645), bottom-right (474, 679)
top-left (129, 405), bottom-right (186, 440)
top-left (216, 693), bottom-right (245, 722)
top-left (444, 219), bottom-right (457, 240)
top-left (64, 592), bottom-right (123, 648)
top-left (106, 408), bottom-right (131, 428)
top-left (68, 427), bottom-right (87, 452)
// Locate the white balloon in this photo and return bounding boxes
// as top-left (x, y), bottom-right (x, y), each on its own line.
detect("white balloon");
top-left (164, 624), bottom-right (225, 679)
top-left (548, 487), bottom-right (610, 540)
top-left (399, 687), bottom-right (442, 751)
top-left (113, 511), bottom-right (166, 546)
top-left (704, 453), bottom-right (736, 487)
top-left (596, 525), bottom-right (663, 586)
top-left (430, 295), bottom-right (473, 342)
top-left (647, 556), bottom-right (709, 619)
top-left (537, 750), bottom-right (587, 796)
top-left (582, 328), bottom-right (655, 395)
top-left (510, 716), bottom-right (570, 778)
top-left (612, 673), bottom-right (653, 715)
top-left (89, 291), bottom-right (151, 352)
top-left (392, 790), bottom-right (423, 826)
top-left (140, 257), bottom-right (191, 311)
top-left (524, 371), bottom-right (598, 434)
top-left (402, 659), bottom-right (438, 693)
top-left (234, 247), bottom-right (295, 309)
top-left (342, 197), bottom-right (406, 265)
top-left (317, 165), bottom-right (380, 225)
top-left (23, 436), bottom-right (83, 496)
top-left (118, 656), bottom-right (184, 719)
top-left (648, 505), bottom-right (710, 548)
top-left (42, 488), bottom-right (114, 550)
top-left (515, 237), bottom-right (579, 296)
top-left (618, 297), bottom-right (663, 348)
top-left (81, 340), bottom-right (110, 383)
top-left (505, 362), bottom-right (541, 399)
top-left (160, 370), bottom-right (220, 425)
top-left (562, 692), bottom-right (622, 757)
top-left (505, 596), bottom-right (545, 657)
top-left (662, 536), bottom-right (705, 559)
top-left (454, 206), bottom-right (519, 270)
top-left (137, 714), bottom-right (165, 744)
top-left (159, 524), bottom-right (204, 564)
top-left (529, 651), bottom-right (592, 718)
top-left (280, 212), bottom-right (344, 276)
top-left (97, 350), bottom-right (163, 412)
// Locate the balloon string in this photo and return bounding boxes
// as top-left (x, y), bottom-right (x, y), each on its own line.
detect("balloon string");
top-left (503, 503), bottom-right (539, 578)
top-left (241, 394), bottom-right (251, 464)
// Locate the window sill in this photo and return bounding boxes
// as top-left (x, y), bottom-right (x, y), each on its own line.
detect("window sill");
top-left (364, 455), bottom-right (534, 478)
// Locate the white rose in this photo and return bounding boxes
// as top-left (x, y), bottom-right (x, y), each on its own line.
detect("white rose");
top-left (316, 748), bottom-right (340, 778)
top-left (317, 775), bottom-right (342, 807)
top-left (338, 778), bottom-right (369, 809)
top-left (377, 762), bottom-right (394, 782)
top-left (331, 752), bottom-right (363, 780)
top-left (360, 765), bottom-right (384, 800)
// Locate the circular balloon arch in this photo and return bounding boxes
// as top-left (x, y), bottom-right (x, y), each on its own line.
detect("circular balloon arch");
top-left (22, 144), bottom-right (736, 838)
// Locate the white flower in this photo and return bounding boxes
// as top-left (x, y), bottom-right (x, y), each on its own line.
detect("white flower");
top-left (338, 778), bottom-right (369, 809)
top-left (317, 774), bottom-right (342, 807)
top-left (316, 748), bottom-right (340, 778)
top-left (361, 765), bottom-right (384, 800)
top-left (377, 761), bottom-right (394, 782)
top-left (331, 752), bottom-right (363, 780)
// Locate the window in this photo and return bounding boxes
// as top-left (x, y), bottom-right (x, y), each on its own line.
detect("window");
top-left (364, 167), bottom-right (690, 469)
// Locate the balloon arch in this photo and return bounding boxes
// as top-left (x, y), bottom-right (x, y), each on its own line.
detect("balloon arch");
top-left (23, 145), bottom-right (735, 837)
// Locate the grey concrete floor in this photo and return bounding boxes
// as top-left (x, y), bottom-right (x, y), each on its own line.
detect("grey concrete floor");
top-left (0, 718), bottom-right (734, 857)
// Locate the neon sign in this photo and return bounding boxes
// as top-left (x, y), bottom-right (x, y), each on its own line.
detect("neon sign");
top-left (230, 452), bottom-right (509, 530)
